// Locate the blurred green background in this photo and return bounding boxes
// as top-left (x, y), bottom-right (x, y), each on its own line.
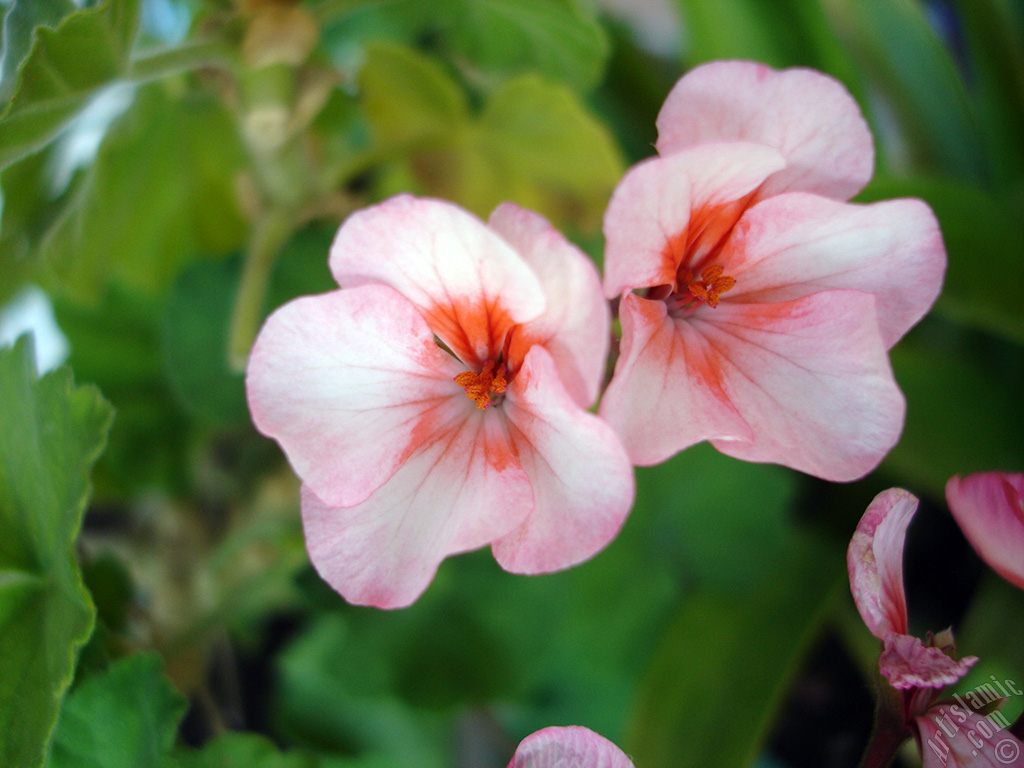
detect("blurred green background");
top-left (1, 0), bottom-right (1022, 766)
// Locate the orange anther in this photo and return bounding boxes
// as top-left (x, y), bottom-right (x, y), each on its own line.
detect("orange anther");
top-left (701, 264), bottom-right (724, 283)
top-left (455, 361), bottom-right (507, 409)
top-left (687, 281), bottom-right (709, 302)
top-left (684, 263), bottom-right (736, 309)
top-left (712, 275), bottom-right (736, 293)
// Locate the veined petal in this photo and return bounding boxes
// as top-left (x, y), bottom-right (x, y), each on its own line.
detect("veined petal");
top-left (917, 705), bottom-right (1024, 768)
top-left (602, 143), bottom-right (785, 299)
top-left (491, 346), bottom-right (634, 573)
top-left (247, 284), bottom-right (462, 508)
top-left (488, 202), bottom-right (610, 407)
top-left (848, 488), bottom-right (915, 639)
top-left (599, 292), bottom-right (753, 466)
top-left (329, 194), bottom-right (546, 367)
top-left (721, 193), bottom-right (945, 347)
top-left (702, 291), bottom-right (905, 481)
top-left (655, 60), bottom-right (874, 200)
top-left (508, 726), bottom-right (635, 768)
top-left (946, 472), bottom-right (1024, 591)
top-left (880, 632), bottom-right (977, 690)
top-left (301, 411), bottom-right (532, 609)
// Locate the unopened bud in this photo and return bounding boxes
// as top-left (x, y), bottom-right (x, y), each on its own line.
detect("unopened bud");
top-left (243, 5), bottom-right (318, 68)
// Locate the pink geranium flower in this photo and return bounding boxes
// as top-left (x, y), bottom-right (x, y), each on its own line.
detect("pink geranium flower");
top-left (947, 472), bottom-right (1024, 591)
top-left (849, 489), bottom-right (978, 689)
top-left (600, 60), bottom-right (946, 480)
top-left (246, 195), bottom-right (634, 608)
top-left (918, 704), bottom-right (1024, 768)
top-left (509, 726), bottom-right (635, 768)
top-left (849, 488), bottom-right (1024, 768)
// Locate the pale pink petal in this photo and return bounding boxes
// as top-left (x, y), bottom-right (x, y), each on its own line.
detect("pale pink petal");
top-left (848, 488), bottom-right (916, 639)
top-left (602, 142), bottom-right (785, 299)
top-left (916, 705), bottom-right (1024, 768)
top-left (655, 60), bottom-right (874, 200)
top-left (247, 285), bottom-right (462, 508)
top-left (509, 726), bottom-right (635, 768)
top-left (301, 411), bottom-right (532, 609)
top-left (947, 473), bottom-right (1024, 591)
top-left (329, 194), bottom-right (545, 367)
top-left (491, 346), bottom-right (634, 573)
top-left (701, 291), bottom-right (906, 481)
top-left (487, 202), bottom-right (610, 407)
top-left (598, 292), bottom-right (753, 466)
top-left (721, 193), bottom-right (946, 347)
top-left (880, 632), bottom-right (977, 690)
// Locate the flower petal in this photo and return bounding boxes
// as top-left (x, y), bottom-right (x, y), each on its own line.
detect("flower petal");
top-left (721, 192), bottom-right (945, 348)
top-left (329, 194), bottom-right (545, 367)
top-left (702, 291), bottom-right (905, 481)
top-left (598, 292), bottom-right (753, 466)
top-left (880, 632), bottom-right (977, 690)
top-left (917, 705), bottom-right (1024, 768)
top-left (491, 346), bottom-right (634, 573)
top-left (848, 488), bottom-right (916, 639)
top-left (655, 60), bottom-right (874, 200)
top-left (602, 142), bottom-right (785, 299)
top-left (946, 472), bottom-right (1024, 591)
top-left (488, 202), bottom-right (610, 407)
top-left (247, 284), bottom-right (462, 508)
top-left (301, 410), bottom-right (532, 609)
top-left (508, 726), bottom-right (635, 768)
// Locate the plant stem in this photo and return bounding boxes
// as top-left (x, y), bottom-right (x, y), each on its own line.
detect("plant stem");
top-left (858, 676), bottom-right (910, 768)
top-left (227, 205), bottom-right (297, 372)
top-left (128, 39), bottom-right (236, 84)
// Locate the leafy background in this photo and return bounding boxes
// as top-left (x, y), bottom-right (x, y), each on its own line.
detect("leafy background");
top-left (0, 0), bottom-right (1022, 766)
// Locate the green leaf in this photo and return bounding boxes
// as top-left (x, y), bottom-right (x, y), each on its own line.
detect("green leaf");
top-left (0, 0), bottom-right (76, 101)
top-left (38, 83), bottom-right (247, 302)
top-left (53, 287), bottom-right (186, 498)
top-left (821, 0), bottom-right (986, 181)
top-left (161, 258), bottom-right (248, 426)
top-left (859, 176), bottom-right (1024, 344)
top-left (325, 0), bottom-right (608, 91)
top-left (178, 733), bottom-right (328, 768)
top-left (625, 535), bottom-right (845, 768)
top-left (477, 74), bottom-right (624, 229)
top-left (359, 44), bottom-right (622, 230)
top-left (672, 0), bottom-right (862, 90)
top-left (320, 0), bottom-right (437, 71)
top-left (0, 337), bottom-right (113, 768)
top-left (47, 654), bottom-right (187, 768)
top-left (951, 0), bottom-right (1024, 184)
top-left (444, 0), bottom-right (610, 92)
top-left (0, 148), bottom-right (64, 303)
top-left (275, 613), bottom-right (449, 767)
top-left (673, 0), bottom-right (798, 66)
top-left (359, 41), bottom-right (469, 151)
top-left (957, 573), bottom-right (1024, 725)
top-left (885, 338), bottom-right (1024, 498)
top-left (631, 443), bottom-right (797, 591)
top-left (0, 0), bottom-right (141, 170)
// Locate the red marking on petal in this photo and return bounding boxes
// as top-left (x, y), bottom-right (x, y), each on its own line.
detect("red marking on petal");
top-left (424, 295), bottom-right (514, 369)
top-left (483, 427), bottom-right (518, 472)
top-left (1002, 476), bottom-right (1024, 525)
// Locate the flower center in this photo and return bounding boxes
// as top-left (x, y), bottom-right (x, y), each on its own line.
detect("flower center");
top-left (661, 263), bottom-right (737, 316)
top-left (680, 264), bottom-right (736, 308)
top-left (454, 360), bottom-right (508, 410)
